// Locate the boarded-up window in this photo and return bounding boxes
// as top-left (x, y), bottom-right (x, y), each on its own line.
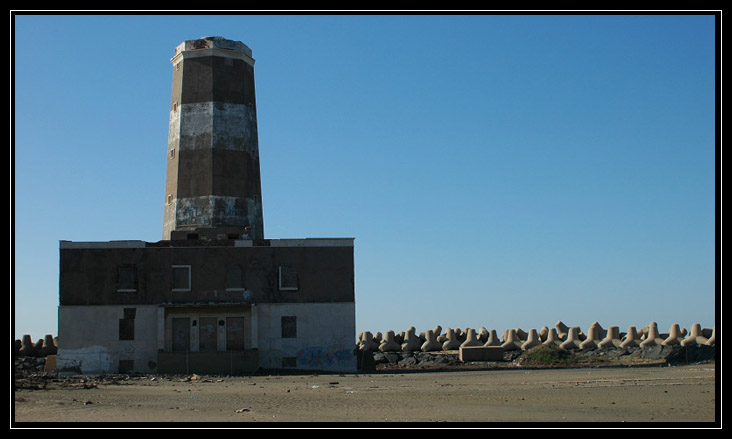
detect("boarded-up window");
top-left (117, 266), bottom-right (137, 292)
top-left (281, 316), bottom-right (297, 338)
top-left (119, 308), bottom-right (136, 341)
top-left (198, 317), bottom-right (217, 352)
top-left (119, 318), bottom-right (134, 341)
top-left (172, 265), bottom-right (191, 291)
top-left (172, 318), bottom-right (190, 352)
top-left (279, 265), bottom-right (298, 291)
top-left (226, 317), bottom-right (246, 351)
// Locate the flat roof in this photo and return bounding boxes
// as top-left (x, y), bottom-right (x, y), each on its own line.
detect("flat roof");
top-left (60, 238), bottom-right (354, 249)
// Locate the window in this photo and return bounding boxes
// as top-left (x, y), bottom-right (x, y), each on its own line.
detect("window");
top-left (281, 316), bottom-right (297, 338)
top-left (119, 308), bottom-right (136, 341)
top-left (116, 266), bottom-right (137, 292)
top-left (226, 265), bottom-right (245, 291)
top-left (170, 148), bottom-right (176, 159)
top-left (172, 265), bottom-right (191, 291)
top-left (278, 265), bottom-right (298, 291)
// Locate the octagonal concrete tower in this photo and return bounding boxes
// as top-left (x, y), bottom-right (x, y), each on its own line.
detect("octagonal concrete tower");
top-left (163, 36), bottom-right (264, 240)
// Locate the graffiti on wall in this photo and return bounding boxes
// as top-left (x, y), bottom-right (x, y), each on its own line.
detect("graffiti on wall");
top-left (295, 345), bottom-right (353, 370)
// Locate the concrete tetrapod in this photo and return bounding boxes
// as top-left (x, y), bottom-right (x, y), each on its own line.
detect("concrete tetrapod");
top-left (483, 329), bottom-right (502, 347)
top-left (460, 328), bottom-right (483, 348)
top-left (539, 326), bottom-right (551, 342)
top-left (705, 326), bottom-right (715, 346)
top-left (39, 335), bottom-right (57, 356)
top-left (662, 324), bottom-right (685, 346)
top-left (454, 328), bottom-right (465, 343)
top-left (421, 330), bottom-right (442, 352)
top-left (597, 326), bottom-right (622, 349)
top-left (521, 329), bottom-right (541, 351)
top-left (442, 328), bottom-right (462, 351)
top-left (639, 322), bottom-right (664, 348)
top-left (555, 321), bottom-right (570, 340)
top-left (359, 331), bottom-right (379, 352)
top-left (681, 323), bottom-right (709, 347)
top-left (590, 321), bottom-right (607, 340)
top-left (432, 326), bottom-right (442, 342)
top-left (514, 328), bottom-right (528, 342)
top-left (501, 329), bottom-right (523, 351)
top-left (619, 326), bottom-right (641, 348)
top-left (542, 327), bottom-right (562, 347)
top-left (478, 327), bottom-right (489, 344)
top-left (401, 327), bottom-right (422, 352)
top-left (18, 335), bottom-right (37, 357)
top-left (378, 330), bottom-right (401, 353)
top-left (559, 327), bottom-right (582, 350)
top-left (579, 323), bottom-right (601, 350)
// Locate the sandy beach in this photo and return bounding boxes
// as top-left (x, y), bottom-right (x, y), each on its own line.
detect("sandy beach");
top-left (13, 362), bottom-right (717, 425)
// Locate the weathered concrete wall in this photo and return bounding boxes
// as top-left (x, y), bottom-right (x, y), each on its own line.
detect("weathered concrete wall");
top-left (59, 239), bottom-right (355, 306)
top-left (57, 305), bottom-right (159, 374)
top-left (54, 302), bottom-right (356, 374)
top-left (257, 302), bottom-right (356, 372)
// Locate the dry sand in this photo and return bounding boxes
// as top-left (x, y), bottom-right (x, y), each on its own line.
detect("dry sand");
top-left (13, 362), bottom-right (717, 425)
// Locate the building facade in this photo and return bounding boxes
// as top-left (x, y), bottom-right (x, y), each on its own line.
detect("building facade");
top-left (56, 37), bottom-right (356, 374)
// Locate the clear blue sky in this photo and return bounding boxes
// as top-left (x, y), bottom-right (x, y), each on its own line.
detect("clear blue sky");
top-left (12, 13), bottom-right (718, 342)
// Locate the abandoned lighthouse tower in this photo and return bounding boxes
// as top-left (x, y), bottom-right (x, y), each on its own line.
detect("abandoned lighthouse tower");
top-left (163, 36), bottom-right (264, 241)
top-left (56, 36), bottom-right (356, 375)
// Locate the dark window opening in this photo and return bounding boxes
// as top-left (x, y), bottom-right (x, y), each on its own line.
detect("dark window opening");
top-left (281, 316), bottom-right (297, 339)
top-left (172, 265), bottom-right (191, 291)
top-left (281, 357), bottom-right (297, 368)
top-left (119, 318), bottom-right (134, 341)
top-left (279, 265), bottom-right (298, 291)
top-left (119, 308), bottom-right (136, 341)
top-left (117, 266), bottom-right (137, 292)
top-left (226, 265), bottom-right (245, 290)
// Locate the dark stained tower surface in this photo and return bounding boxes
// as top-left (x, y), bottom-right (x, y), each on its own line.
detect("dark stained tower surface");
top-left (163, 36), bottom-right (264, 241)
